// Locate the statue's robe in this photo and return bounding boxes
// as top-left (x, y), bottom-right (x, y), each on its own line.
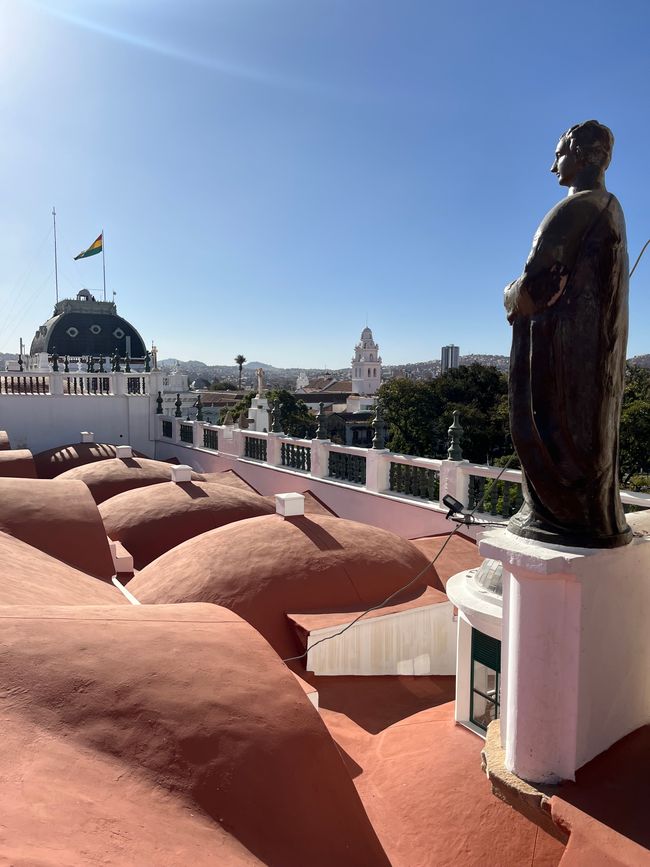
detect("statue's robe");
top-left (504, 188), bottom-right (632, 547)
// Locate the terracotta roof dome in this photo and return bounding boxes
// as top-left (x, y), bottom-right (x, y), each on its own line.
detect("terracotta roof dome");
top-left (0, 449), bottom-right (37, 478)
top-left (0, 531), bottom-right (125, 606)
top-left (0, 603), bottom-right (388, 866)
top-left (100, 481), bottom-right (275, 569)
top-left (0, 477), bottom-right (114, 579)
top-left (129, 514), bottom-right (435, 658)
top-left (58, 457), bottom-right (204, 504)
top-left (34, 441), bottom-right (146, 479)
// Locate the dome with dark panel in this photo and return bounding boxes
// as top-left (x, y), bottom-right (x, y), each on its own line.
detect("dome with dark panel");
top-left (29, 290), bottom-right (146, 359)
top-left (129, 513), bottom-right (436, 659)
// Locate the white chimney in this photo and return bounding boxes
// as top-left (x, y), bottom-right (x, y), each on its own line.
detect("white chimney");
top-left (275, 492), bottom-right (305, 517)
top-left (80, 431), bottom-right (95, 443)
top-left (115, 445), bottom-right (133, 459)
top-left (171, 464), bottom-right (193, 483)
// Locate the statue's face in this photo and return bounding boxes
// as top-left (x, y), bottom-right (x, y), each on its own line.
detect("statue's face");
top-left (551, 137), bottom-right (580, 186)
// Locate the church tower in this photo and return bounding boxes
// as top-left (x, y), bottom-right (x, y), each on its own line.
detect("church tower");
top-left (351, 326), bottom-right (382, 395)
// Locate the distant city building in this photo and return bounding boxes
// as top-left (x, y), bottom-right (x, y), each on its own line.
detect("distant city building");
top-left (351, 326), bottom-right (382, 395)
top-left (441, 344), bottom-right (460, 375)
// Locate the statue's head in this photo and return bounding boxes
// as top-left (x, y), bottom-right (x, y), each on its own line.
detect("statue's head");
top-left (551, 120), bottom-right (614, 186)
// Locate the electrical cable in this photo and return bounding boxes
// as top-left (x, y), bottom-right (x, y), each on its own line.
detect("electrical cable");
top-left (282, 453), bottom-right (518, 664)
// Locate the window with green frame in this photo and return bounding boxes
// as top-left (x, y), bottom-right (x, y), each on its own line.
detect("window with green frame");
top-left (470, 628), bottom-right (501, 732)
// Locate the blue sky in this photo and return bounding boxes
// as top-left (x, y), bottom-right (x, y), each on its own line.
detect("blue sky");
top-left (0, 0), bottom-right (648, 367)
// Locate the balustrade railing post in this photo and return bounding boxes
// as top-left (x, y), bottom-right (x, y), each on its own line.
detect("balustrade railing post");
top-left (310, 437), bottom-right (330, 478)
top-left (193, 421), bottom-right (203, 448)
top-left (173, 417), bottom-right (183, 444)
top-left (266, 433), bottom-right (282, 467)
top-left (49, 372), bottom-right (64, 395)
top-left (112, 372), bottom-right (125, 396)
top-left (439, 459), bottom-right (470, 510)
top-left (365, 447), bottom-right (390, 493)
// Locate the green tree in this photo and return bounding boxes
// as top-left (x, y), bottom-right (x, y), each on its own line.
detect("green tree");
top-left (267, 388), bottom-right (317, 438)
top-left (619, 399), bottom-right (650, 483)
top-left (234, 354), bottom-right (247, 389)
top-left (378, 364), bottom-right (509, 463)
top-left (619, 364), bottom-right (650, 483)
top-left (227, 391), bottom-right (254, 424)
top-left (211, 380), bottom-right (237, 391)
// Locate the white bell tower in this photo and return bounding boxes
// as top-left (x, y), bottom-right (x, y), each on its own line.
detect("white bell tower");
top-left (351, 326), bottom-right (382, 395)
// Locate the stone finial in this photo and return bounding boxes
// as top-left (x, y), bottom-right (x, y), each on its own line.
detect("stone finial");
top-left (174, 393), bottom-right (183, 417)
top-left (447, 410), bottom-right (464, 461)
top-left (51, 350), bottom-right (59, 372)
top-left (144, 350), bottom-right (151, 372)
top-left (371, 400), bottom-right (387, 450)
top-left (238, 410), bottom-right (249, 429)
top-left (17, 354), bottom-right (23, 372)
top-left (98, 355), bottom-right (105, 373)
top-left (125, 354), bottom-right (131, 373)
top-left (156, 391), bottom-right (163, 414)
top-left (271, 397), bottom-right (283, 433)
top-left (64, 355), bottom-right (70, 373)
top-left (196, 394), bottom-right (204, 421)
top-left (87, 356), bottom-right (95, 373)
top-left (316, 402), bottom-right (328, 440)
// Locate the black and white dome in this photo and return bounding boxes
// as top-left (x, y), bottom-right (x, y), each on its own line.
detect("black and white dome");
top-left (29, 290), bottom-right (146, 358)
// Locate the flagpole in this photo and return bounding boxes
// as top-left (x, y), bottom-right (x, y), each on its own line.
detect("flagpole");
top-left (52, 206), bottom-right (59, 304)
top-left (102, 227), bottom-right (106, 302)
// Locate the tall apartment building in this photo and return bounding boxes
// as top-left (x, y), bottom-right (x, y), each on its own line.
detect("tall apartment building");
top-left (441, 344), bottom-right (460, 374)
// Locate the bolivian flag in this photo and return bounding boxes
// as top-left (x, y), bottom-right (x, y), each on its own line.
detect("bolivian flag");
top-left (74, 233), bottom-right (103, 260)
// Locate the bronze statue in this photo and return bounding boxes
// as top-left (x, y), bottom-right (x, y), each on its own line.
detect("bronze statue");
top-left (504, 120), bottom-right (632, 548)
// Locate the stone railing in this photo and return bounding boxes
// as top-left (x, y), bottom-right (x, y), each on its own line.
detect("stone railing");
top-left (328, 445), bottom-right (367, 485)
top-left (0, 371), bottom-right (150, 397)
top-left (388, 453), bottom-right (442, 501)
top-left (280, 438), bottom-right (312, 472)
top-left (244, 433), bottom-right (268, 462)
top-left (154, 415), bottom-right (650, 517)
top-left (0, 375), bottom-right (50, 395)
top-left (464, 464), bottom-right (525, 518)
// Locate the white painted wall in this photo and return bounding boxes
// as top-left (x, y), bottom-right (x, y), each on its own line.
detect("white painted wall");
top-left (305, 601), bottom-right (457, 676)
top-left (0, 394), bottom-right (154, 455)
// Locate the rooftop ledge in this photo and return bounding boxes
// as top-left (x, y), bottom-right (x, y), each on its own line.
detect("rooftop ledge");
top-left (481, 720), bottom-right (567, 844)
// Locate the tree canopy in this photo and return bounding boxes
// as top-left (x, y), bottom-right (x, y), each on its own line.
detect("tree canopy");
top-left (378, 364), bottom-right (509, 464)
top-left (378, 362), bottom-right (650, 479)
top-left (267, 388), bottom-right (317, 438)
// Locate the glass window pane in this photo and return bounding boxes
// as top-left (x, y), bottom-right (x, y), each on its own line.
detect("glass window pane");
top-left (471, 692), bottom-right (497, 730)
top-left (473, 660), bottom-right (497, 699)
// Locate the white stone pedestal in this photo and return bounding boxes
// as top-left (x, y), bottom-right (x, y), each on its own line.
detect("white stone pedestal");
top-left (479, 529), bottom-right (650, 784)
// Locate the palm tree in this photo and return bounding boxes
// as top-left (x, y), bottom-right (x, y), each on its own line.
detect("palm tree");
top-left (234, 354), bottom-right (247, 390)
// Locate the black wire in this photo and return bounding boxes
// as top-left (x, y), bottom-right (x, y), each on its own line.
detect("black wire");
top-left (282, 454), bottom-right (517, 664)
